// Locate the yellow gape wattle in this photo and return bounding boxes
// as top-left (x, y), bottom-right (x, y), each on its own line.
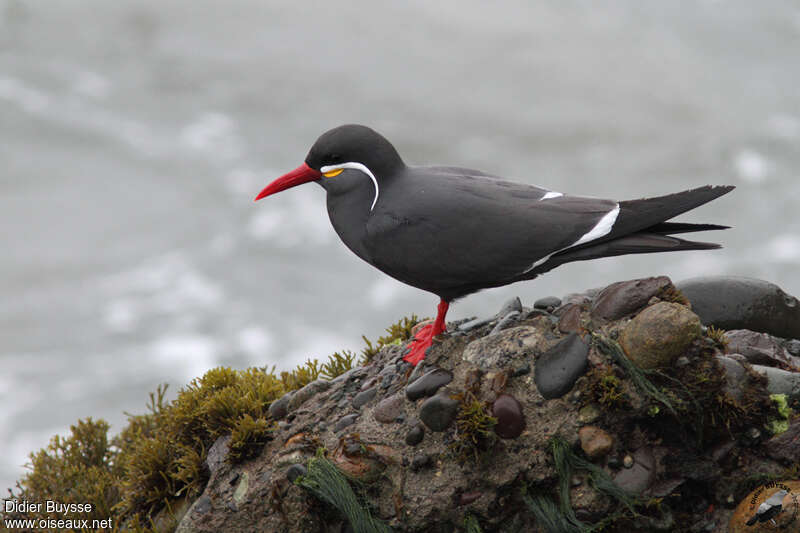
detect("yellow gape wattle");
top-left (323, 168), bottom-right (343, 178)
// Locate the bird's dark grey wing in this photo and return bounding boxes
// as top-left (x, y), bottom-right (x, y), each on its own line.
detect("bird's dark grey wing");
top-left (364, 167), bottom-right (617, 297)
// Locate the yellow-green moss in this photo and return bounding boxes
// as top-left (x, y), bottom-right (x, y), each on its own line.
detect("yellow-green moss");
top-left (449, 392), bottom-right (497, 464)
top-left (361, 314), bottom-right (422, 363)
top-left (8, 339), bottom-right (385, 531)
top-left (706, 326), bottom-right (729, 350)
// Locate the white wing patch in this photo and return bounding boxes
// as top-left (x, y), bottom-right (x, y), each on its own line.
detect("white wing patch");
top-left (524, 203), bottom-right (621, 272)
top-left (321, 162), bottom-right (380, 211)
top-left (540, 191), bottom-right (563, 200)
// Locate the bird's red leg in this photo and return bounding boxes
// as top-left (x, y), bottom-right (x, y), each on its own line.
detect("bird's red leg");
top-left (403, 299), bottom-right (449, 366)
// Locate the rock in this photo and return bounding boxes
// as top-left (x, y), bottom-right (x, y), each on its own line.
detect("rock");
top-left (623, 455), bottom-right (634, 468)
top-left (419, 393), bottom-right (459, 432)
top-left (353, 386), bottom-right (377, 409)
top-left (534, 296), bottom-right (562, 311)
top-left (286, 464), bottom-right (307, 483)
top-left (268, 391), bottom-right (293, 420)
top-left (288, 379), bottom-right (331, 411)
top-left (334, 413), bottom-right (358, 432)
top-left (206, 435), bottom-right (231, 477)
top-left (678, 276), bottom-right (800, 340)
top-left (498, 296), bottom-right (523, 317)
top-left (620, 302), bottom-right (702, 369)
top-left (232, 471), bottom-right (249, 505)
top-left (405, 424), bottom-right (425, 446)
top-left (373, 393), bottom-right (405, 423)
top-left (579, 426), bottom-right (614, 459)
top-left (463, 326), bottom-right (550, 369)
top-left (488, 311), bottom-right (521, 335)
top-left (458, 316), bottom-right (494, 332)
top-left (406, 368), bottom-right (453, 401)
top-left (728, 481), bottom-right (800, 532)
top-left (614, 447), bottom-right (655, 494)
top-left (750, 365), bottom-right (800, 401)
top-left (725, 329), bottom-right (800, 369)
top-left (330, 443), bottom-right (386, 482)
top-left (590, 276), bottom-right (672, 322)
top-left (715, 355), bottom-right (747, 401)
top-left (764, 419), bottom-right (800, 463)
top-left (557, 304), bottom-right (583, 334)
top-left (534, 333), bottom-right (590, 399)
top-left (578, 404), bottom-right (601, 424)
top-left (492, 393), bottom-right (525, 439)
top-left (411, 453), bottom-right (432, 471)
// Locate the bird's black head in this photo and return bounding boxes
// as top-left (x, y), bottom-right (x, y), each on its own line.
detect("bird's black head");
top-left (254, 124), bottom-right (404, 203)
top-left (305, 124), bottom-right (405, 178)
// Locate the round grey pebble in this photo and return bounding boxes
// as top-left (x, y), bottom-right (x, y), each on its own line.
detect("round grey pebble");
top-left (405, 424), bottom-right (425, 446)
top-left (534, 296), bottom-right (562, 311)
top-left (406, 368), bottom-right (453, 401)
top-left (534, 332), bottom-right (590, 399)
top-left (353, 386), bottom-right (377, 408)
top-left (286, 463), bottom-right (307, 483)
top-left (334, 413), bottom-right (358, 432)
top-left (419, 393), bottom-right (459, 432)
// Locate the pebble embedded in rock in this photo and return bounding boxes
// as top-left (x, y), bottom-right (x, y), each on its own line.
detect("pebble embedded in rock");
top-left (268, 391), bottom-right (293, 420)
top-left (206, 435), bottom-right (231, 476)
top-left (489, 311), bottom-right (521, 335)
top-left (534, 296), bottom-right (561, 311)
top-left (578, 404), bottom-right (601, 424)
top-left (715, 355), bottom-right (747, 401)
top-left (406, 368), bottom-right (453, 401)
top-left (557, 304), bottom-right (583, 334)
top-left (578, 426), bottom-right (614, 459)
top-left (678, 276), bottom-right (800, 340)
top-left (334, 413), bottom-right (359, 432)
top-left (590, 276), bottom-right (672, 322)
top-left (725, 329), bottom-right (800, 369)
top-left (614, 448), bottom-right (655, 494)
top-left (288, 379), bottom-right (332, 411)
top-left (419, 393), bottom-right (459, 432)
top-left (750, 365), bottom-right (800, 401)
top-left (623, 455), bottom-right (634, 468)
top-left (492, 393), bottom-right (525, 439)
top-left (411, 453), bottom-right (432, 471)
top-left (286, 463), bottom-right (307, 483)
top-left (462, 326), bottom-right (550, 369)
top-left (620, 302), bottom-right (702, 369)
top-left (373, 393), bottom-right (405, 424)
top-left (405, 424), bottom-right (425, 446)
top-left (353, 386), bottom-right (377, 409)
top-left (498, 296), bottom-right (523, 317)
top-left (534, 332), bottom-right (590, 399)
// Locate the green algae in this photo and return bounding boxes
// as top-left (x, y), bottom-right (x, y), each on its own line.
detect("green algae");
top-left (295, 449), bottom-right (391, 533)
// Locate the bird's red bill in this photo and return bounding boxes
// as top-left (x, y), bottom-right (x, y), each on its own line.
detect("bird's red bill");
top-left (254, 162), bottom-right (322, 201)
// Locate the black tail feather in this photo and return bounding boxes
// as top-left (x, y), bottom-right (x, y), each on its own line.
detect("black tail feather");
top-left (646, 221), bottom-right (731, 235)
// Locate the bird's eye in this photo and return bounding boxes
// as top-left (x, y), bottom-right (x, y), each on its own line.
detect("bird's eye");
top-left (328, 153), bottom-right (342, 164)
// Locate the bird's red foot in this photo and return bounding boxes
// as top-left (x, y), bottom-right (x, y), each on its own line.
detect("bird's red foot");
top-left (403, 300), bottom-right (449, 366)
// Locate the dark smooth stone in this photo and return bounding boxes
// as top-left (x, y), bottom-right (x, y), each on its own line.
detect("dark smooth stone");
top-left (419, 393), bottom-right (459, 432)
top-left (715, 356), bottom-right (747, 401)
top-left (353, 386), bottom-right (377, 409)
top-left (406, 368), bottom-right (453, 401)
top-left (411, 453), bottom-right (432, 471)
top-left (534, 333), bottom-right (590, 399)
top-left (534, 296), bottom-right (562, 311)
top-left (192, 495), bottom-right (212, 515)
top-left (677, 276), bottom-right (800, 340)
top-left (268, 391), bottom-right (293, 420)
top-left (334, 413), bottom-right (359, 432)
top-left (288, 379), bottom-right (331, 411)
top-left (405, 424), bottom-right (425, 446)
top-left (458, 316), bottom-right (494, 332)
top-left (492, 393), bottom-right (525, 439)
top-left (590, 276), bottom-right (672, 322)
top-left (286, 463), bottom-right (307, 483)
top-left (205, 435), bottom-right (231, 476)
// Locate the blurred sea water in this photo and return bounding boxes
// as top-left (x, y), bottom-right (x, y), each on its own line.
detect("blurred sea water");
top-left (1, 0), bottom-right (799, 490)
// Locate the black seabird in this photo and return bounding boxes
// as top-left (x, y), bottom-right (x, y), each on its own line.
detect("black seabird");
top-left (255, 124), bottom-right (734, 365)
